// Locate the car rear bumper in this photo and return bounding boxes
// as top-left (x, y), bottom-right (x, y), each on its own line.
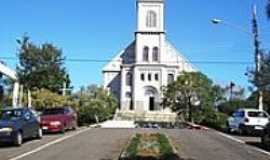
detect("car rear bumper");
top-left (241, 124), bottom-right (265, 133)
top-left (42, 125), bottom-right (63, 133)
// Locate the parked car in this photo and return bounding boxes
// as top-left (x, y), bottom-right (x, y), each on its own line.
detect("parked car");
top-left (41, 107), bottom-right (77, 133)
top-left (261, 122), bottom-right (270, 149)
top-left (227, 108), bottom-right (269, 135)
top-left (0, 107), bottom-right (42, 146)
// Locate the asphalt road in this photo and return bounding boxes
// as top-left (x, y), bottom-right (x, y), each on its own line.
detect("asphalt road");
top-left (229, 133), bottom-right (268, 152)
top-left (0, 128), bottom-right (270, 160)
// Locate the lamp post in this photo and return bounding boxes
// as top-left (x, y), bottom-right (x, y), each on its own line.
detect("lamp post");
top-left (229, 82), bottom-right (235, 102)
top-left (211, 5), bottom-right (264, 111)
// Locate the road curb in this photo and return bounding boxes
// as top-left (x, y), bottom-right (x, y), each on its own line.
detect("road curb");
top-left (186, 122), bottom-right (210, 130)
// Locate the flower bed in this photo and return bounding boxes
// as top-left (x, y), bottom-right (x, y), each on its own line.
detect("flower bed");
top-left (119, 133), bottom-right (183, 160)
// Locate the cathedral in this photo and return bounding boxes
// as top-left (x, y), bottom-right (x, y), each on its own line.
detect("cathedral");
top-left (103, 0), bottom-right (195, 122)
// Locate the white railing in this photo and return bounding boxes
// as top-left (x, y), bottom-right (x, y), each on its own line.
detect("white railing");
top-left (0, 63), bottom-right (19, 107)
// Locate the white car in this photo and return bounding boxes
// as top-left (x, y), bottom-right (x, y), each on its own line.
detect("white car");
top-left (227, 108), bottom-right (270, 135)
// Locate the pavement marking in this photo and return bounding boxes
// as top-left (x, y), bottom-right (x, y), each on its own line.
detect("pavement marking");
top-left (250, 145), bottom-right (270, 156)
top-left (215, 131), bottom-right (270, 156)
top-left (216, 132), bottom-right (245, 144)
top-left (9, 127), bottom-right (92, 160)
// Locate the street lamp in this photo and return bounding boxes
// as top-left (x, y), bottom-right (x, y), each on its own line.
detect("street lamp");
top-left (211, 18), bottom-right (251, 35)
top-left (211, 5), bottom-right (264, 111)
top-left (211, 19), bottom-right (223, 24)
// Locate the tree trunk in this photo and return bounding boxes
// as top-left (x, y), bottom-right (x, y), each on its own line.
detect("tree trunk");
top-left (27, 89), bottom-right (32, 108)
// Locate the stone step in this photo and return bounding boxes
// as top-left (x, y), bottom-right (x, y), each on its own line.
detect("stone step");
top-left (100, 120), bottom-right (136, 128)
top-left (115, 111), bottom-right (177, 122)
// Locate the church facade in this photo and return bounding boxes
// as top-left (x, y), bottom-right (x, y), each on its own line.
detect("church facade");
top-left (103, 0), bottom-right (195, 121)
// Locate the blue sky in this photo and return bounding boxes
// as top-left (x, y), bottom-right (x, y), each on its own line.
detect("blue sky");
top-left (1, 0), bottom-right (270, 91)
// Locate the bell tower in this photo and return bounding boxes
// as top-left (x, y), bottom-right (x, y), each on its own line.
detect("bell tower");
top-left (135, 0), bottom-right (166, 63)
top-left (137, 0), bottom-right (165, 32)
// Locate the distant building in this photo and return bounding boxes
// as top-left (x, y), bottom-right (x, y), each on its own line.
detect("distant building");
top-left (102, 0), bottom-right (196, 121)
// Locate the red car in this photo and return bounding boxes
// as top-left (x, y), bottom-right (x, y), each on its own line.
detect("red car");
top-left (41, 107), bottom-right (77, 133)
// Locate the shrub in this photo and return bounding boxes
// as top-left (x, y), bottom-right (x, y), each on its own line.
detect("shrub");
top-left (200, 107), bottom-right (228, 130)
top-left (75, 85), bottom-right (118, 126)
top-left (31, 89), bottom-right (75, 111)
top-left (78, 101), bottom-right (116, 125)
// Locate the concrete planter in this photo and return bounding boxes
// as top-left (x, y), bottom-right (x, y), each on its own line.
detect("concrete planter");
top-left (119, 133), bottom-right (185, 160)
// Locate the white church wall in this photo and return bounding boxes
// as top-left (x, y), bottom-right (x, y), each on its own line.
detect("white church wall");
top-left (120, 67), bottom-right (133, 111)
top-left (135, 33), bottom-right (165, 63)
top-left (103, 71), bottom-right (121, 100)
top-left (132, 66), bottom-right (164, 112)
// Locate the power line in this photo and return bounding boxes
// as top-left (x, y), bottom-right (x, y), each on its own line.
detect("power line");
top-left (0, 56), bottom-right (254, 65)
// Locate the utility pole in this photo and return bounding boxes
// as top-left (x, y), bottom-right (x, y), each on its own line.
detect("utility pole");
top-left (211, 5), bottom-right (264, 111)
top-left (252, 5), bottom-right (264, 111)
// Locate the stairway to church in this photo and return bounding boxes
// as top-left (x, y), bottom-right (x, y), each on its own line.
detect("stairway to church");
top-left (100, 120), bottom-right (136, 128)
top-left (114, 110), bottom-right (177, 123)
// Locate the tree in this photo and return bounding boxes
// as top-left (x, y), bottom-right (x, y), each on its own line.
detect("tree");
top-left (162, 72), bottom-right (224, 122)
top-left (73, 85), bottom-right (118, 125)
top-left (30, 89), bottom-right (75, 111)
top-left (16, 35), bottom-right (71, 94)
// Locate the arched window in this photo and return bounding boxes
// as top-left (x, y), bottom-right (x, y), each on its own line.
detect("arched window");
top-left (146, 11), bottom-right (157, 28)
top-left (143, 46), bottom-right (149, 62)
top-left (155, 73), bottom-right (159, 81)
top-left (148, 73), bottom-right (152, 81)
top-left (141, 73), bottom-right (145, 81)
top-left (126, 72), bottom-right (132, 86)
top-left (153, 47), bottom-right (159, 62)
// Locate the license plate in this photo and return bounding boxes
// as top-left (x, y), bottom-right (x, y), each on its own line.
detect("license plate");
top-left (255, 126), bottom-right (263, 130)
top-left (42, 126), bottom-right (48, 130)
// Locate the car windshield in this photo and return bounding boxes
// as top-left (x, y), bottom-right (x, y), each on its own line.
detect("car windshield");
top-left (248, 111), bottom-right (268, 118)
top-left (42, 108), bottom-right (65, 115)
top-left (0, 109), bottom-right (23, 120)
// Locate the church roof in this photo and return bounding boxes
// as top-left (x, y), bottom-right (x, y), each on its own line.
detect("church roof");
top-left (102, 40), bottom-right (197, 73)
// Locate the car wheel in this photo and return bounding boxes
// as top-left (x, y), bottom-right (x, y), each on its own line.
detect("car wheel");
top-left (262, 134), bottom-right (270, 149)
top-left (14, 132), bottom-right (23, 146)
top-left (36, 128), bottom-right (43, 139)
top-left (226, 127), bottom-right (232, 134)
top-left (239, 125), bottom-right (246, 136)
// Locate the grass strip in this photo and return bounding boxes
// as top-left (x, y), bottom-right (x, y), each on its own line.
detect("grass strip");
top-left (125, 134), bottom-right (141, 158)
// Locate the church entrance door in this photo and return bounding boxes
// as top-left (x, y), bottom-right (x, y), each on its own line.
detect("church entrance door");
top-left (149, 97), bottom-right (155, 111)
top-left (144, 86), bottom-right (159, 112)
